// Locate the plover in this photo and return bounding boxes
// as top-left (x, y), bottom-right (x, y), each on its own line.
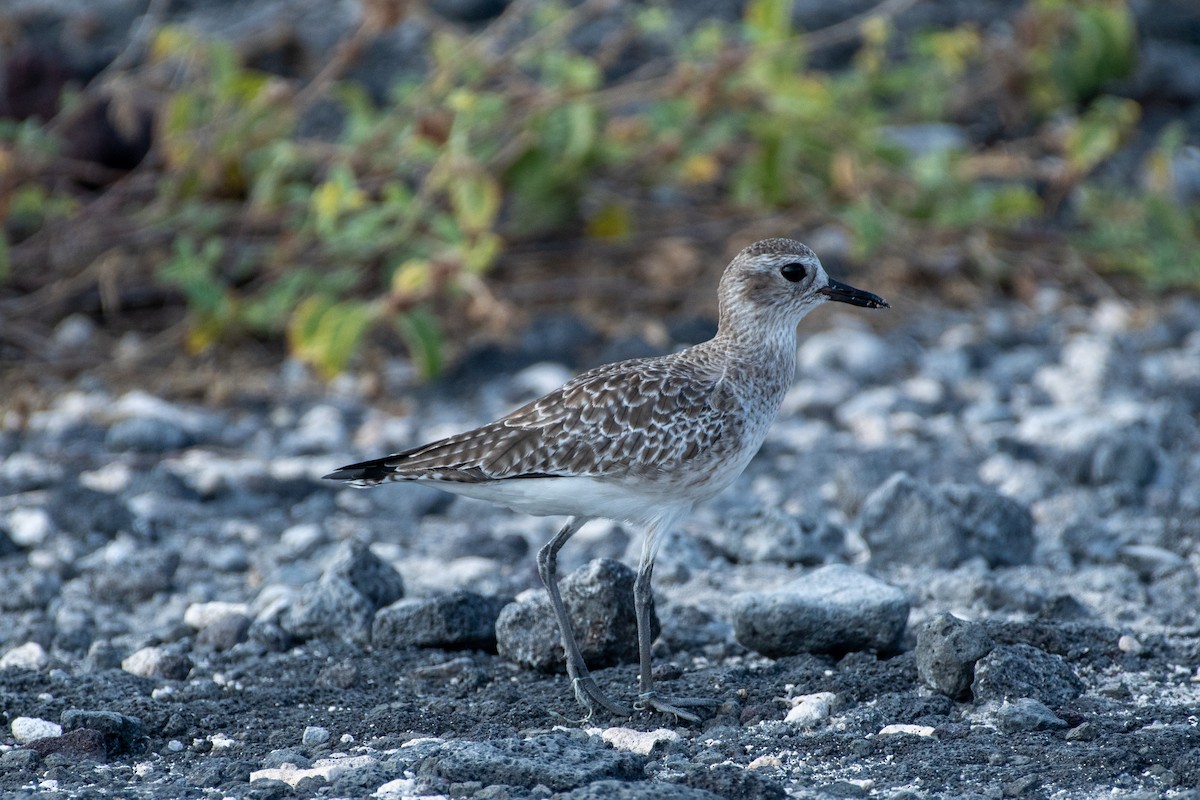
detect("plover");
top-left (325, 238), bottom-right (888, 721)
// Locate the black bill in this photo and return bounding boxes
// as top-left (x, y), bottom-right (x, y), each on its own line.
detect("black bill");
top-left (820, 278), bottom-right (889, 309)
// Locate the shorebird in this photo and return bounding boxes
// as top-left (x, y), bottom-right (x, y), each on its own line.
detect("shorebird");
top-left (325, 238), bottom-right (888, 721)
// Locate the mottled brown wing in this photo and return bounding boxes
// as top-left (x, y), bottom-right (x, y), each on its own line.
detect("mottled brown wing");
top-left (328, 356), bottom-right (735, 485)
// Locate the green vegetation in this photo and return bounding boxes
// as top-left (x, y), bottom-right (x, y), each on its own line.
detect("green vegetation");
top-left (2, 0), bottom-right (1196, 377)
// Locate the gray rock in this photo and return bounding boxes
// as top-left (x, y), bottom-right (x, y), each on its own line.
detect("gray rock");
top-left (25, 728), bottom-right (109, 760)
top-left (373, 590), bottom-right (510, 650)
top-left (279, 540), bottom-right (404, 643)
top-left (941, 483), bottom-right (1036, 568)
top-left (730, 564), bottom-right (909, 657)
top-left (280, 576), bottom-right (378, 644)
top-left (301, 726), bottom-right (330, 746)
top-left (195, 613), bottom-right (251, 651)
top-left (105, 416), bottom-right (191, 453)
top-left (60, 710), bottom-right (143, 756)
top-left (88, 549), bottom-right (180, 604)
top-left (859, 473), bottom-right (1035, 568)
top-left (417, 734), bottom-right (642, 792)
top-left (972, 644), bottom-right (1084, 708)
top-left (916, 613), bottom-right (994, 700)
top-left (325, 540), bottom-right (406, 610)
top-left (993, 698), bottom-right (1069, 734)
top-left (496, 558), bottom-right (652, 672)
top-left (858, 473), bottom-right (966, 568)
top-left (555, 781), bottom-right (723, 799)
top-left (263, 748), bottom-right (312, 769)
top-left (709, 506), bottom-right (845, 565)
top-left (1088, 432), bottom-right (1159, 488)
top-left (120, 647), bottom-right (193, 681)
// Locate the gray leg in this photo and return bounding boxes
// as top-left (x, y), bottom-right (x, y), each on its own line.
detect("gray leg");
top-left (537, 516), bottom-right (631, 718)
top-left (632, 521), bottom-right (718, 723)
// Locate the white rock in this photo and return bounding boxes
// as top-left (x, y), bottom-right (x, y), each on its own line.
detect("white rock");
top-left (12, 716), bottom-right (62, 743)
top-left (878, 724), bottom-right (937, 737)
top-left (250, 755), bottom-right (378, 787)
top-left (184, 602), bottom-right (250, 630)
top-left (7, 507), bottom-right (54, 546)
top-left (784, 692), bottom-right (836, 727)
top-left (597, 727), bottom-right (680, 755)
top-left (80, 462), bottom-right (133, 493)
top-left (122, 646), bottom-right (166, 677)
top-left (0, 642), bottom-right (49, 670)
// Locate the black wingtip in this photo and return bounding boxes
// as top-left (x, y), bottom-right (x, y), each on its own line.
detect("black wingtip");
top-left (322, 459), bottom-right (397, 483)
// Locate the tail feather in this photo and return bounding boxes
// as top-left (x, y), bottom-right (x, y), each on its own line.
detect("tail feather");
top-left (323, 456), bottom-right (398, 484)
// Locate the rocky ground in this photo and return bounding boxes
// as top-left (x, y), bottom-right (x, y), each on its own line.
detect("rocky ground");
top-left (2, 284), bottom-right (1199, 799)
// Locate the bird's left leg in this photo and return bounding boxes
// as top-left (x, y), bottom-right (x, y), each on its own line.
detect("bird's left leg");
top-left (632, 517), bottom-right (719, 723)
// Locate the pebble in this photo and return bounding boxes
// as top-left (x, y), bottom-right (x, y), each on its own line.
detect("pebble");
top-left (302, 726), bottom-right (331, 746)
top-left (372, 590), bottom-right (510, 650)
top-left (916, 613), bottom-right (994, 700)
top-left (993, 698), bottom-right (1069, 734)
top-left (784, 692), bottom-right (837, 727)
top-left (878, 724), bottom-right (937, 737)
top-left (859, 474), bottom-right (1035, 569)
top-left (184, 601), bottom-right (251, 630)
top-left (278, 540), bottom-right (405, 643)
top-left (596, 727), bottom-right (681, 755)
top-left (0, 641), bottom-right (50, 670)
top-left (417, 734), bottom-right (642, 792)
top-left (105, 416), bottom-right (191, 453)
top-left (972, 644), bottom-right (1084, 707)
top-left (709, 506), bottom-right (845, 565)
top-left (121, 646), bottom-right (194, 680)
top-left (6, 507), bottom-right (55, 547)
top-left (11, 716), bottom-right (63, 744)
top-left (731, 565), bottom-right (909, 657)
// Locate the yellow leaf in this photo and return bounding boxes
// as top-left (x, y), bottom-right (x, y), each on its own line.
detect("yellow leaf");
top-left (679, 153), bottom-right (721, 185)
top-left (586, 203), bottom-right (632, 241)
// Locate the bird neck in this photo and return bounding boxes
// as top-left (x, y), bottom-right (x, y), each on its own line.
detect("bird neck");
top-left (701, 312), bottom-right (800, 391)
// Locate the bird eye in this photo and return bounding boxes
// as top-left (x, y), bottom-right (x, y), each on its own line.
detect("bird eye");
top-left (780, 262), bottom-right (808, 283)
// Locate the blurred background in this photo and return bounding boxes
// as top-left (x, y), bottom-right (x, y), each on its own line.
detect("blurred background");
top-left (1, 0), bottom-right (1197, 399)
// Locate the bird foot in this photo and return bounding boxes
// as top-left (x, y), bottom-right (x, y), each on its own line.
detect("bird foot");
top-left (571, 676), bottom-right (633, 719)
top-left (633, 691), bottom-right (719, 723)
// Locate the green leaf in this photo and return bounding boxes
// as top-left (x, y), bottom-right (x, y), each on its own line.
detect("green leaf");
top-left (288, 297), bottom-right (377, 378)
top-left (395, 307), bottom-right (444, 380)
top-left (450, 168), bottom-right (502, 233)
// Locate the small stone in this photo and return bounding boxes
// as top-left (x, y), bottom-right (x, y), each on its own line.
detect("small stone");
top-left (0, 748), bottom-right (40, 769)
top-left (972, 644), bottom-right (1083, 708)
top-left (993, 700), bottom-right (1070, 734)
top-left (121, 646), bottom-right (193, 680)
top-left (60, 710), bottom-right (144, 756)
top-left (302, 726), bottom-right (331, 746)
top-left (279, 540), bottom-right (404, 643)
top-left (784, 692), bottom-right (836, 727)
top-left (1088, 432), bottom-right (1159, 488)
top-left (6, 507), bottom-right (54, 547)
top-left (195, 613), bottom-right (251, 651)
top-left (1117, 634), bottom-right (1143, 654)
top-left (373, 590), bottom-right (510, 650)
top-left (916, 613), bottom-right (993, 700)
top-left (184, 601), bottom-right (251, 629)
top-left (1065, 721), bottom-right (1098, 741)
top-left (0, 641), bottom-right (50, 671)
top-left (731, 565), bottom-right (909, 657)
top-left (106, 416), bottom-right (191, 453)
top-left (11, 716), bottom-right (63, 744)
top-left (597, 727), bottom-right (680, 756)
top-left (710, 506), bottom-right (845, 565)
top-left (858, 473), bottom-right (1034, 569)
top-left (878, 724), bottom-right (936, 737)
top-left (858, 473), bottom-right (965, 568)
top-left (26, 728), bottom-right (109, 760)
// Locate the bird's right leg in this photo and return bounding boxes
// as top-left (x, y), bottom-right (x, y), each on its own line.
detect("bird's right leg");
top-left (537, 516), bottom-right (632, 718)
